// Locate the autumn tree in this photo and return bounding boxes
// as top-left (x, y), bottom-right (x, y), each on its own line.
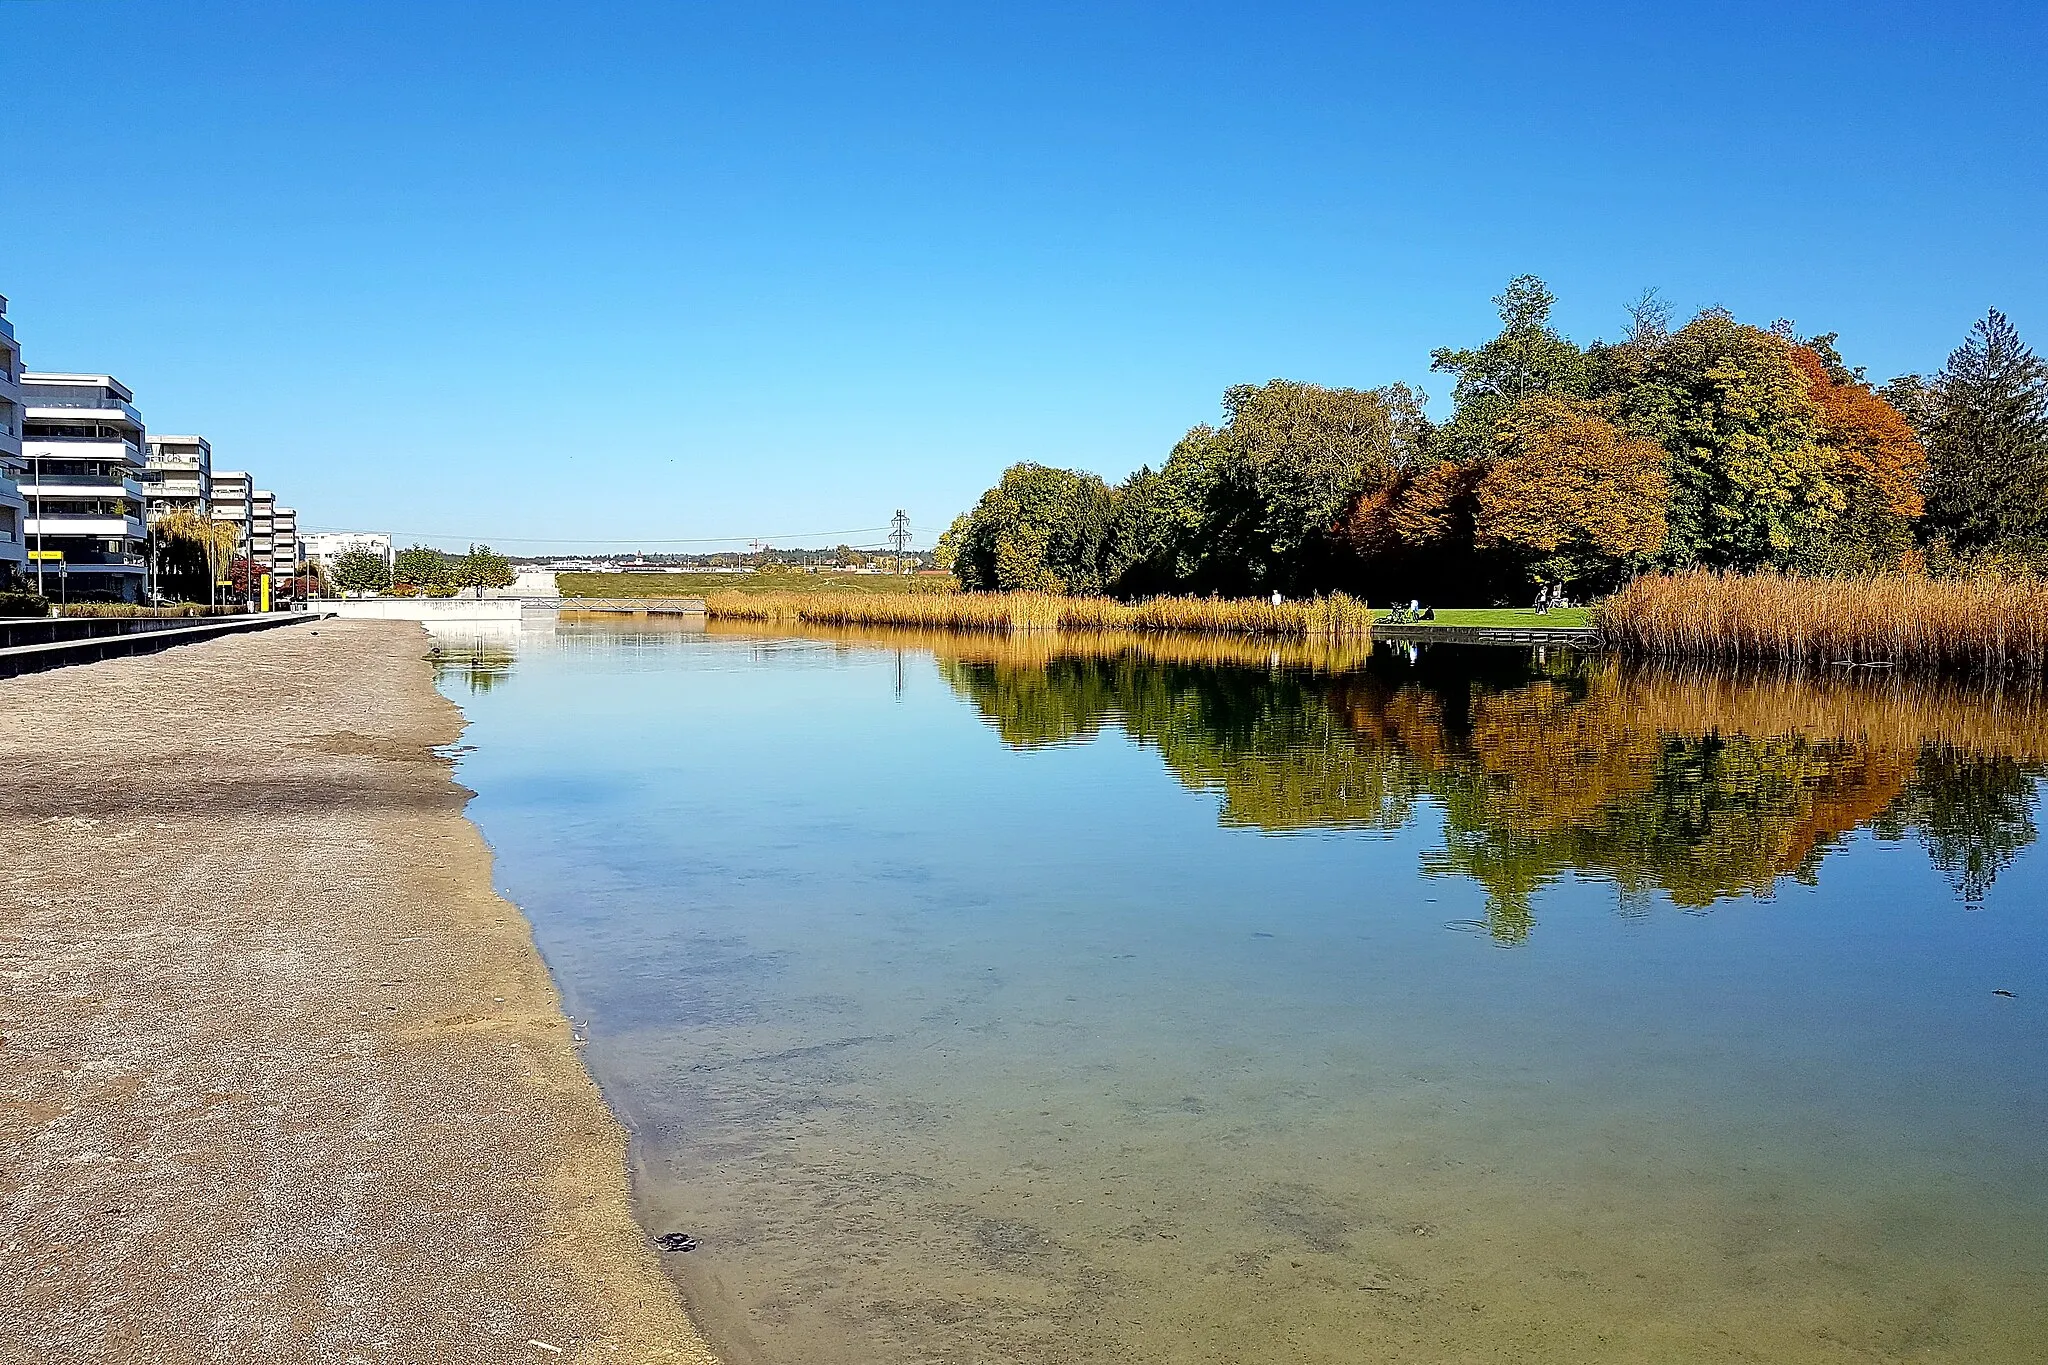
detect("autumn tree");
top-left (1604, 310), bottom-right (1834, 569)
top-left (1471, 397), bottom-right (1669, 589)
top-left (1787, 345), bottom-right (1926, 571)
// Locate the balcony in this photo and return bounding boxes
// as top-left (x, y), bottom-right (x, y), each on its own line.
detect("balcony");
top-left (23, 472), bottom-right (146, 497)
top-left (24, 438), bottom-right (144, 466)
top-left (24, 393), bottom-right (144, 426)
top-left (27, 514), bottom-right (148, 541)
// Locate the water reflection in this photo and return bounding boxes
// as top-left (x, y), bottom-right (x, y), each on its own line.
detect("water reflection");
top-left (919, 633), bottom-right (2048, 941)
top-left (447, 620), bottom-right (2048, 1365)
top-left (425, 620), bottom-right (522, 693)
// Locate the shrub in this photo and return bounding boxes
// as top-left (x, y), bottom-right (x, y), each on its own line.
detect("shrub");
top-left (0, 592), bottom-right (52, 618)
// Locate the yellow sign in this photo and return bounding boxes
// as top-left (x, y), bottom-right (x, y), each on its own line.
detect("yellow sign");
top-left (29, 549), bottom-right (63, 562)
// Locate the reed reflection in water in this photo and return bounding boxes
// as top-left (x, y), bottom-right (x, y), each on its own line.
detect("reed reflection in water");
top-left (445, 617), bottom-right (2048, 1365)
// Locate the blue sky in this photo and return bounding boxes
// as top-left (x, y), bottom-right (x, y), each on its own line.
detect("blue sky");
top-left (4, 1), bottom-right (2043, 552)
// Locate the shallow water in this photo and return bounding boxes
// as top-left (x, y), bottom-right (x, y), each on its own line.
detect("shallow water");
top-left (435, 618), bottom-right (2048, 1363)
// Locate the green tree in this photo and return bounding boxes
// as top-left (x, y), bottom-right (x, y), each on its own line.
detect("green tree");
top-left (393, 544), bottom-right (451, 588)
top-left (449, 543), bottom-right (516, 591)
top-left (931, 516), bottom-right (970, 577)
top-left (1118, 380), bottom-right (1426, 595)
top-left (1915, 309), bottom-right (2048, 558)
top-left (330, 546), bottom-right (392, 596)
top-left (1607, 309), bottom-right (1835, 569)
top-left (1430, 275), bottom-right (1590, 462)
top-left (952, 464), bottom-right (1115, 593)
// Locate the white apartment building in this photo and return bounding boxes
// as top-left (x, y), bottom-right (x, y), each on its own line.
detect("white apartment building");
top-left (304, 530), bottom-right (394, 574)
top-left (21, 372), bottom-right (150, 603)
top-left (0, 295), bottom-right (27, 591)
top-left (212, 469), bottom-right (253, 554)
top-left (144, 434), bottom-right (212, 519)
top-left (250, 489), bottom-right (276, 575)
top-left (272, 505), bottom-right (300, 584)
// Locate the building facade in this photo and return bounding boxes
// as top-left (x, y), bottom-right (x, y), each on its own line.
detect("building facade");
top-left (0, 295), bottom-right (27, 591)
top-left (249, 489), bottom-right (276, 582)
top-left (303, 530), bottom-right (394, 575)
top-left (271, 505), bottom-right (300, 589)
top-left (211, 469), bottom-right (253, 550)
top-left (144, 434), bottom-right (212, 519)
top-left (21, 372), bottom-right (150, 603)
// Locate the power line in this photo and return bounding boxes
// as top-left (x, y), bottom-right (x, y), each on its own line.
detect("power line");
top-left (296, 524), bottom-right (897, 545)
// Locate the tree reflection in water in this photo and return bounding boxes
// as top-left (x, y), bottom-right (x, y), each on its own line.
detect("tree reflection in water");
top-left (924, 634), bottom-right (2047, 943)
top-left (430, 645), bottom-right (516, 694)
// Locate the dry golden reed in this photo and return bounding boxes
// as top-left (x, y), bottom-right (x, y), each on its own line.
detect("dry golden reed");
top-left (1598, 570), bottom-right (2048, 674)
top-left (705, 618), bottom-right (1387, 674)
top-left (703, 589), bottom-right (1379, 640)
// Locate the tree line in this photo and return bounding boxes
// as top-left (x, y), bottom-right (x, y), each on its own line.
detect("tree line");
top-left (938, 279), bottom-right (2048, 602)
top-left (329, 543), bottom-right (515, 596)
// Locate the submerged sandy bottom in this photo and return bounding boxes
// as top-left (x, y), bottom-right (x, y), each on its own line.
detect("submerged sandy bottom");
top-left (582, 913), bottom-right (2046, 1365)
top-left (444, 624), bottom-right (2048, 1364)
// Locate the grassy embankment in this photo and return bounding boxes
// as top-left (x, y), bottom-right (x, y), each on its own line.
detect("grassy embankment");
top-left (1600, 570), bottom-right (2048, 674)
top-left (559, 573), bottom-right (1589, 636)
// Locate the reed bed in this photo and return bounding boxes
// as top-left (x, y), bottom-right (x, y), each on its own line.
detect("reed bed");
top-left (704, 589), bottom-right (1379, 639)
top-left (705, 617), bottom-right (1388, 674)
top-left (1598, 570), bottom-right (2048, 675)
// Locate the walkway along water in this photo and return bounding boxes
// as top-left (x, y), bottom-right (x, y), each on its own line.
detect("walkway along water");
top-left (0, 620), bottom-right (717, 1364)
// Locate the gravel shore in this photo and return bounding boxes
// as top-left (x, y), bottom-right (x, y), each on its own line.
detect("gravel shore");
top-left (0, 620), bottom-right (718, 1365)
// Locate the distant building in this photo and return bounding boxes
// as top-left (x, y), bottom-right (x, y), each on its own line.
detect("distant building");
top-left (144, 434), bottom-right (213, 520)
top-left (249, 489), bottom-right (276, 579)
top-left (0, 295), bottom-right (26, 591)
top-left (304, 530), bottom-right (394, 574)
top-left (271, 506), bottom-right (300, 588)
top-left (212, 469), bottom-right (253, 560)
top-left (21, 371), bottom-right (150, 603)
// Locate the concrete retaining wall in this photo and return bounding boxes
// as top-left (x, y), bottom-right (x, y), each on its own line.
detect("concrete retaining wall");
top-left (0, 613), bottom-right (327, 678)
top-left (308, 599), bottom-right (525, 622)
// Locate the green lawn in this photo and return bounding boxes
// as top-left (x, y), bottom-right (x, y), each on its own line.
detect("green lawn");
top-left (555, 571), bottom-right (949, 598)
top-left (1392, 606), bottom-right (1593, 629)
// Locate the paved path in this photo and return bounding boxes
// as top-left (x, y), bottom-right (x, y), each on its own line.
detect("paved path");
top-left (0, 621), bottom-right (717, 1365)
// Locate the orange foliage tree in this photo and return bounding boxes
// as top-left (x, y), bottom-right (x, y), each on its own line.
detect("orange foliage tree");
top-left (1472, 397), bottom-right (1670, 586)
top-left (1789, 346), bottom-right (1927, 569)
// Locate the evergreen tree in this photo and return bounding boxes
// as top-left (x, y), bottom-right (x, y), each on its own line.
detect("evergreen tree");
top-left (1919, 309), bottom-right (2048, 556)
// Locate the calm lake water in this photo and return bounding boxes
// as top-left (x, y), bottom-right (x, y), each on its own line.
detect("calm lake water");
top-left (434, 616), bottom-right (2048, 1364)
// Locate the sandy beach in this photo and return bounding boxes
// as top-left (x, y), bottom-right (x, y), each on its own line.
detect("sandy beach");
top-left (0, 620), bottom-right (717, 1364)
